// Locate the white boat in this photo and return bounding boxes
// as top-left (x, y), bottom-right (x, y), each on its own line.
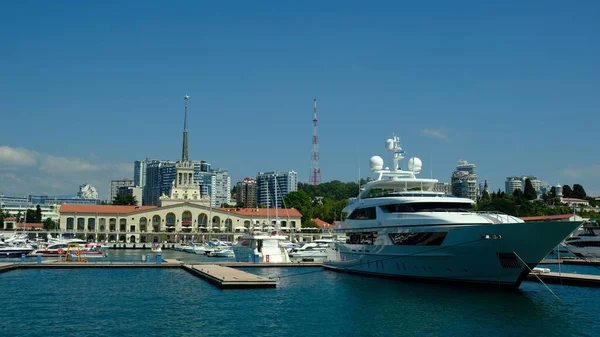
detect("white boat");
top-left (561, 226), bottom-right (600, 258)
top-left (150, 245), bottom-right (162, 253)
top-left (233, 229), bottom-right (290, 263)
top-left (0, 242), bottom-right (35, 258)
top-left (288, 243), bottom-right (328, 259)
top-left (208, 248), bottom-right (235, 258)
top-left (323, 133), bottom-right (582, 288)
top-left (68, 243), bottom-right (107, 259)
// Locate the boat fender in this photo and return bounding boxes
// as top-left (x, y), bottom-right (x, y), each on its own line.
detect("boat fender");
top-left (57, 248), bottom-right (64, 254)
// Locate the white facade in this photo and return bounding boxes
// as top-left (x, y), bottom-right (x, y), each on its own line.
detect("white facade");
top-left (213, 169), bottom-right (231, 207)
top-left (505, 176), bottom-right (542, 195)
top-left (451, 160), bottom-right (477, 201)
top-left (0, 203), bottom-right (60, 222)
top-left (77, 183), bottom-right (98, 199)
top-left (58, 203), bottom-right (302, 243)
top-left (110, 178), bottom-right (134, 202)
top-left (162, 161), bottom-right (207, 205)
top-left (432, 182), bottom-right (452, 194)
top-left (505, 177), bottom-right (522, 194)
top-left (117, 186), bottom-right (143, 206)
top-left (134, 160), bottom-right (146, 189)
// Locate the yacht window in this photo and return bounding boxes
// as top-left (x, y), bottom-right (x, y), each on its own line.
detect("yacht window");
top-left (382, 202), bottom-right (473, 213)
top-left (365, 188), bottom-right (396, 198)
top-left (348, 207), bottom-right (377, 220)
top-left (389, 232), bottom-right (447, 246)
top-left (346, 232), bottom-right (377, 244)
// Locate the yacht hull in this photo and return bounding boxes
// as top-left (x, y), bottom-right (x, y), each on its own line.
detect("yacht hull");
top-left (324, 220), bottom-right (581, 288)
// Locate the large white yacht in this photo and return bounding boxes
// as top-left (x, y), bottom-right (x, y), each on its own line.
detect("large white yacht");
top-left (323, 134), bottom-right (582, 288)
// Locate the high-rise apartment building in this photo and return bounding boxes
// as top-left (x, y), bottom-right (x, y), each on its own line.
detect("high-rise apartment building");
top-left (143, 159), bottom-right (176, 206)
top-left (193, 161), bottom-right (213, 201)
top-left (117, 186), bottom-right (142, 206)
top-left (109, 178), bottom-right (134, 202)
top-left (432, 182), bottom-right (452, 195)
top-left (505, 176), bottom-right (542, 196)
top-left (134, 160), bottom-right (146, 189)
top-left (451, 160), bottom-right (477, 200)
top-left (256, 171), bottom-right (298, 208)
top-left (213, 169), bottom-right (231, 207)
top-left (237, 178), bottom-right (257, 207)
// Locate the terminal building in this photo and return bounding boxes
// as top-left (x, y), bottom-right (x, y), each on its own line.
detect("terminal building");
top-left (58, 203), bottom-right (302, 243)
top-left (55, 96), bottom-right (304, 243)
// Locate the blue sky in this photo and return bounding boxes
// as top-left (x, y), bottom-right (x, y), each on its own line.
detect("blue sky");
top-left (1, 1), bottom-right (599, 199)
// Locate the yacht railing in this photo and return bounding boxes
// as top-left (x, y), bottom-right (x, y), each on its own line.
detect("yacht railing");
top-left (475, 211), bottom-right (514, 223)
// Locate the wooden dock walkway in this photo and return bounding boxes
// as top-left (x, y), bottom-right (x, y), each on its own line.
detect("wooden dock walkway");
top-left (525, 271), bottom-right (600, 287)
top-left (539, 258), bottom-right (600, 266)
top-left (0, 260), bottom-right (312, 289)
top-left (182, 264), bottom-right (276, 289)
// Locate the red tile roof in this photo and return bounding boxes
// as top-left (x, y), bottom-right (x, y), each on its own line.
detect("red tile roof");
top-left (519, 214), bottom-right (574, 221)
top-left (563, 198), bottom-right (589, 203)
top-left (218, 207), bottom-right (302, 217)
top-left (16, 223), bottom-right (44, 229)
top-left (312, 218), bottom-right (333, 228)
top-left (4, 217), bottom-right (16, 221)
top-left (58, 204), bottom-right (302, 217)
top-left (59, 204), bottom-right (158, 214)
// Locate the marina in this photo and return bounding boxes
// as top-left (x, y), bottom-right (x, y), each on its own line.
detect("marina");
top-left (3, 256), bottom-right (600, 289)
top-left (2, 260), bottom-right (600, 337)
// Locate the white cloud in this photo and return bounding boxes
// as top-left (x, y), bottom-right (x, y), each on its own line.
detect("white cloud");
top-left (421, 128), bottom-right (450, 142)
top-left (560, 165), bottom-right (600, 178)
top-left (0, 172), bottom-right (25, 184)
top-left (0, 146), bottom-right (132, 198)
top-left (41, 155), bottom-right (105, 173)
top-left (0, 146), bottom-right (38, 168)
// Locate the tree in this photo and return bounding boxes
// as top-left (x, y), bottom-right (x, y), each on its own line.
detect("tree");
top-left (548, 186), bottom-right (556, 199)
top-left (523, 179), bottom-right (537, 201)
top-left (26, 209), bottom-right (36, 223)
top-left (562, 185), bottom-right (573, 198)
top-left (112, 195), bottom-right (138, 205)
top-left (35, 205), bottom-right (43, 223)
top-left (572, 184), bottom-right (587, 199)
top-left (512, 188), bottom-right (524, 202)
top-left (283, 191), bottom-right (313, 226)
top-left (43, 217), bottom-right (57, 230)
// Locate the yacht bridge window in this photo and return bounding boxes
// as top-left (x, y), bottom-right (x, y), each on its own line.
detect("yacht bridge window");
top-left (348, 207), bottom-right (377, 220)
top-left (382, 202), bottom-right (473, 213)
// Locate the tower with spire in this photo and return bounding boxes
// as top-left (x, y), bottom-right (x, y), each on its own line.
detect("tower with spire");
top-left (181, 94), bottom-right (189, 162)
top-left (160, 95), bottom-right (208, 206)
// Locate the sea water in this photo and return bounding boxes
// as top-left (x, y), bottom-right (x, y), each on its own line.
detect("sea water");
top-left (1, 251), bottom-right (599, 337)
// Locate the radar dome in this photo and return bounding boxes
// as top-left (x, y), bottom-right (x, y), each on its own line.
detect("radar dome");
top-left (370, 156), bottom-right (384, 171)
top-left (408, 157), bottom-right (422, 173)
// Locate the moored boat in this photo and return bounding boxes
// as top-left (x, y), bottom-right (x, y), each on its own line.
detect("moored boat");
top-left (232, 230), bottom-right (290, 263)
top-left (323, 133), bottom-right (582, 288)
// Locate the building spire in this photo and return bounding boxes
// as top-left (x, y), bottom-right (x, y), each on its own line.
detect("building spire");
top-left (182, 94), bottom-right (189, 162)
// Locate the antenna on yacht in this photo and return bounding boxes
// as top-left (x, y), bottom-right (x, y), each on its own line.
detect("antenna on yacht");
top-left (385, 133), bottom-right (404, 171)
top-left (357, 141), bottom-right (361, 193)
top-left (430, 153), bottom-right (433, 179)
top-left (274, 173), bottom-right (279, 229)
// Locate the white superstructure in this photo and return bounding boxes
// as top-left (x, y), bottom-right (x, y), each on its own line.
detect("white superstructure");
top-left (323, 133), bottom-right (581, 288)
